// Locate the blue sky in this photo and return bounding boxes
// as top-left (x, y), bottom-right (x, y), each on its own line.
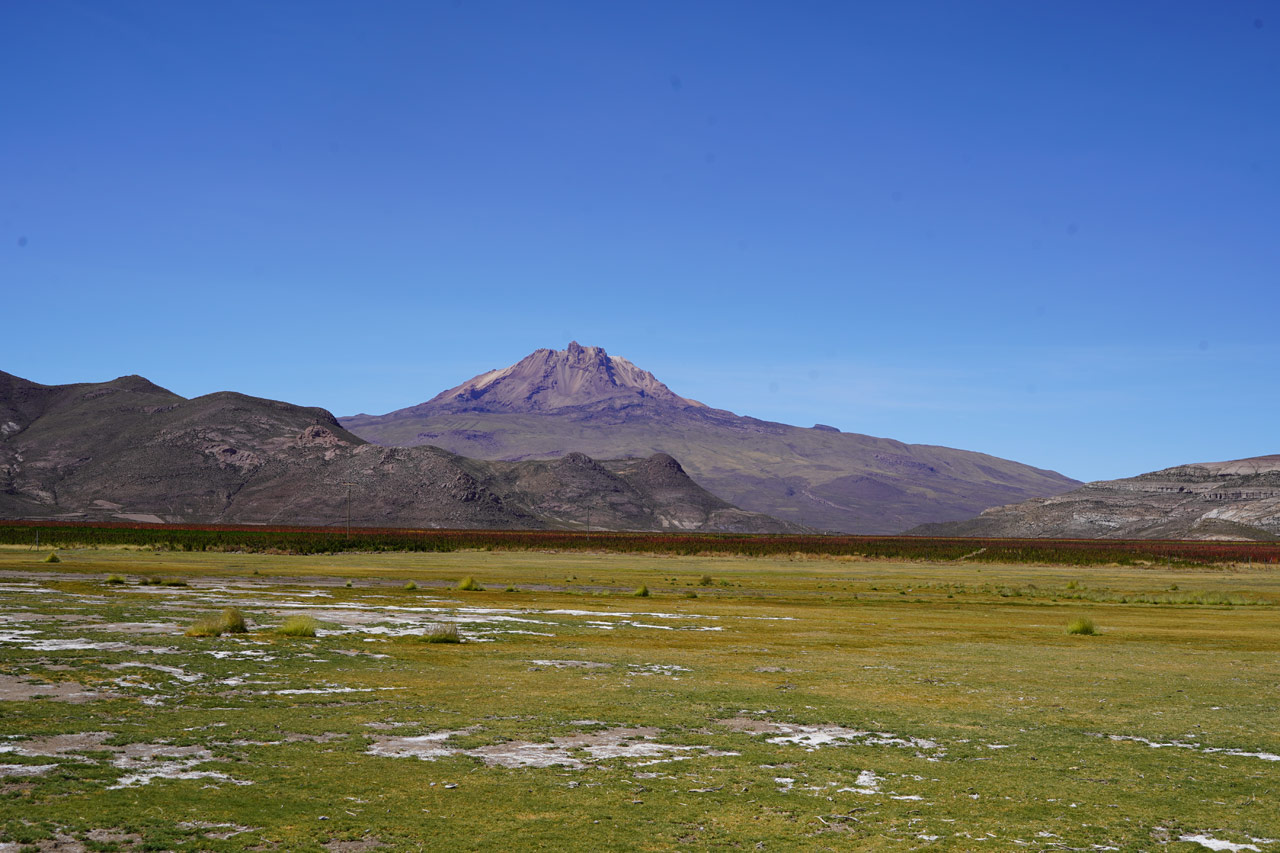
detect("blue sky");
top-left (2, 1), bottom-right (1276, 482)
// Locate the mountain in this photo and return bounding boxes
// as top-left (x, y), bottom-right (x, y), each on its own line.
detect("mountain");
top-left (340, 343), bottom-right (1080, 533)
top-left (0, 370), bottom-right (801, 533)
top-left (907, 455), bottom-right (1280, 540)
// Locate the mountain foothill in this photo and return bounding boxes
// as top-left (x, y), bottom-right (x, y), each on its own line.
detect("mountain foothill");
top-left (6, 343), bottom-right (1270, 538)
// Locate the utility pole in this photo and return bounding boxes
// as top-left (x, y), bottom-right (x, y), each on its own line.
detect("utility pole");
top-left (340, 482), bottom-right (357, 538)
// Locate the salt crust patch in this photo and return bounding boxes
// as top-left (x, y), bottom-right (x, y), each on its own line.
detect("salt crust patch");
top-left (0, 763), bottom-right (57, 777)
top-left (88, 622), bottom-right (183, 634)
top-left (368, 726), bottom-right (737, 769)
top-left (0, 732), bottom-right (252, 789)
top-left (0, 631), bottom-right (178, 654)
top-left (1094, 733), bottom-right (1280, 763)
top-left (105, 662), bottom-right (202, 683)
top-left (530, 660), bottom-right (610, 669)
top-left (177, 821), bottom-right (254, 839)
top-left (1179, 836), bottom-right (1263, 852)
top-left (720, 717), bottom-right (945, 759)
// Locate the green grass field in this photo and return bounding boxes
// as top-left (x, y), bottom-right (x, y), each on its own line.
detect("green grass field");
top-left (1, 545), bottom-right (1277, 851)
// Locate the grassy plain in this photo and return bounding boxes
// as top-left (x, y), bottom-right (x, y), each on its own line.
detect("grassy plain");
top-left (0, 545), bottom-right (1277, 851)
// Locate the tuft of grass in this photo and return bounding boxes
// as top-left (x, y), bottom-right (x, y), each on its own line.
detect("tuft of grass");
top-left (219, 607), bottom-right (248, 634)
top-left (275, 615), bottom-right (319, 637)
top-left (104, 574), bottom-right (126, 585)
top-left (456, 576), bottom-right (484, 591)
top-left (184, 608), bottom-right (249, 638)
top-left (162, 578), bottom-right (189, 587)
top-left (403, 580), bottom-right (418, 591)
top-left (423, 624), bottom-right (461, 644)
top-left (684, 591), bottom-right (698, 599)
top-left (185, 616), bottom-right (225, 638)
top-left (1066, 617), bottom-right (1097, 635)
top-left (633, 584), bottom-right (650, 598)
top-left (345, 580), bottom-right (352, 588)
top-left (698, 574), bottom-right (714, 586)
top-left (393, 623), bottom-right (462, 645)
top-left (504, 585), bottom-right (516, 592)
top-left (43, 551), bottom-right (60, 563)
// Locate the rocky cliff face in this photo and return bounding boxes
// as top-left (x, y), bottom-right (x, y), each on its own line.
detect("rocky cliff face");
top-left (908, 456), bottom-right (1280, 540)
top-left (0, 370), bottom-right (801, 533)
top-left (340, 343), bottom-right (1080, 534)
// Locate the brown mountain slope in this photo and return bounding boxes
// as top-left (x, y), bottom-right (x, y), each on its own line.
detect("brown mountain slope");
top-left (340, 343), bottom-right (1080, 533)
top-left (907, 455), bottom-right (1280, 540)
top-left (0, 370), bottom-right (800, 533)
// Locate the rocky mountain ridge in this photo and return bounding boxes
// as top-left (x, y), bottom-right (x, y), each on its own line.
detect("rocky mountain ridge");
top-left (407, 340), bottom-right (708, 415)
top-left (0, 370), bottom-right (801, 533)
top-left (908, 455), bottom-right (1280, 540)
top-left (341, 343), bottom-right (1081, 533)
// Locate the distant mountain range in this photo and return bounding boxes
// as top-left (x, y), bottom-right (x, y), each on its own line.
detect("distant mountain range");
top-left (909, 456), bottom-right (1280, 540)
top-left (0, 370), bottom-right (800, 532)
top-left (341, 342), bottom-right (1080, 533)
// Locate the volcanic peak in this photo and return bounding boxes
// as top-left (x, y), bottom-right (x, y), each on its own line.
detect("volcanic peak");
top-left (416, 342), bottom-right (708, 415)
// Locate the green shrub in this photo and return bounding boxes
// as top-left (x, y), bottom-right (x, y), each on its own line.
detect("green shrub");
top-left (456, 576), bottom-right (484, 591)
top-left (275, 615), bottom-right (319, 637)
top-left (403, 580), bottom-right (418, 591)
top-left (104, 574), bottom-right (126, 585)
top-left (633, 584), bottom-right (650, 598)
top-left (42, 551), bottom-right (60, 564)
top-left (1066, 617), bottom-right (1097, 635)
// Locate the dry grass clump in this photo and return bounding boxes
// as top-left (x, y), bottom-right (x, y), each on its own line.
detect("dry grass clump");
top-left (423, 624), bottom-right (461, 644)
top-left (697, 574), bottom-right (714, 586)
top-left (403, 580), bottom-right (418, 591)
top-left (393, 624), bottom-right (461, 645)
top-left (219, 607), bottom-right (248, 634)
top-left (456, 576), bottom-right (484, 591)
top-left (633, 584), bottom-right (650, 598)
top-left (275, 615), bottom-right (319, 637)
top-left (185, 616), bottom-right (226, 637)
top-left (43, 551), bottom-right (60, 563)
top-left (1066, 617), bottom-right (1097, 635)
top-left (184, 607), bottom-right (249, 637)
top-left (104, 574), bottom-right (126, 585)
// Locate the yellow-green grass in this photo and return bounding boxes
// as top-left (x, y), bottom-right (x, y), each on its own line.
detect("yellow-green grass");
top-left (0, 548), bottom-right (1277, 850)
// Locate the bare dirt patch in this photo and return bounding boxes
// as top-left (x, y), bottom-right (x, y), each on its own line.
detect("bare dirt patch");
top-left (0, 674), bottom-right (114, 703)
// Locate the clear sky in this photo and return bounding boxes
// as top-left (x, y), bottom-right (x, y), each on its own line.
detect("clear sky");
top-left (2, 1), bottom-right (1276, 483)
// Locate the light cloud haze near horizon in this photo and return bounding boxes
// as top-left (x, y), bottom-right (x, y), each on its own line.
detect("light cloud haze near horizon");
top-left (2, 1), bottom-right (1276, 484)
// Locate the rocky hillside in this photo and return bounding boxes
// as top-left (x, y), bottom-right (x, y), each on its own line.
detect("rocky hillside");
top-left (0, 370), bottom-right (801, 533)
top-left (341, 343), bottom-right (1080, 533)
top-left (908, 455), bottom-right (1280, 540)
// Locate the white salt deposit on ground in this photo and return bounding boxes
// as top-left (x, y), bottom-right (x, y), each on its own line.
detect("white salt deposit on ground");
top-left (1178, 835), bottom-right (1262, 852)
top-left (1096, 733), bottom-right (1280, 763)
top-left (0, 763), bottom-right (57, 777)
top-left (367, 726), bottom-right (735, 770)
top-left (719, 717), bottom-right (945, 761)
